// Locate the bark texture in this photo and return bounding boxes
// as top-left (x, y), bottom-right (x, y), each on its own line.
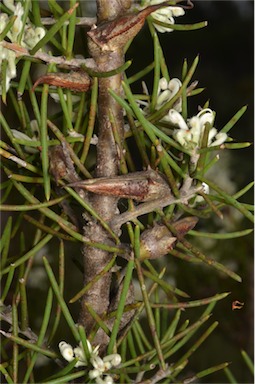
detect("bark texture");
top-left (79, 0), bottom-right (130, 351)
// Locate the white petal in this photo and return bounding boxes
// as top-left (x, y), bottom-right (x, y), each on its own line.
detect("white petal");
top-left (189, 121), bottom-right (202, 146)
top-left (211, 132), bottom-right (228, 146)
top-left (174, 129), bottom-right (192, 147)
top-left (89, 369), bottom-right (101, 379)
top-left (103, 353), bottom-right (122, 366)
top-left (154, 7), bottom-right (173, 17)
top-left (197, 108), bottom-right (214, 127)
top-left (7, 50), bottom-right (16, 78)
top-left (3, 0), bottom-right (15, 12)
top-left (91, 355), bottom-right (105, 371)
top-left (103, 376), bottom-right (114, 384)
top-left (170, 7), bottom-right (185, 17)
top-left (5, 75), bottom-right (11, 92)
top-left (168, 78), bottom-right (182, 96)
top-left (197, 108), bottom-right (213, 117)
top-left (0, 14), bottom-right (9, 34)
top-left (154, 24), bottom-right (172, 33)
top-left (158, 77), bottom-right (168, 92)
top-left (148, 0), bottom-right (163, 5)
top-left (202, 182), bottom-right (210, 194)
top-left (74, 360), bottom-right (87, 367)
top-left (151, 13), bottom-right (168, 23)
top-left (11, 130), bottom-right (33, 141)
top-left (168, 109), bottom-right (188, 130)
top-left (74, 346), bottom-right (85, 360)
top-left (35, 27), bottom-right (46, 40)
top-left (208, 127), bottom-right (217, 145)
top-left (200, 112), bottom-right (214, 127)
top-left (59, 341), bottom-right (74, 362)
top-left (0, 45), bottom-right (7, 60)
top-left (95, 377), bottom-right (106, 384)
top-left (156, 89), bottom-right (171, 108)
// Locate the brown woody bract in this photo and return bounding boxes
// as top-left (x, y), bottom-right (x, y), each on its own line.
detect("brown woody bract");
top-left (66, 169), bottom-right (172, 202)
top-left (32, 71), bottom-right (91, 92)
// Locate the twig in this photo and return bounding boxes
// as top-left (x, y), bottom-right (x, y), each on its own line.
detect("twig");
top-left (2, 41), bottom-right (96, 70)
top-left (40, 16), bottom-right (97, 26)
top-left (111, 186), bottom-right (202, 233)
top-left (135, 365), bottom-right (172, 384)
top-left (0, 305), bottom-right (38, 343)
top-left (78, 0), bottom-right (130, 352)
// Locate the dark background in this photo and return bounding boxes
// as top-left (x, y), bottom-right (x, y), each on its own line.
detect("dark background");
top-left (126, 1), bottom-right (254, 382)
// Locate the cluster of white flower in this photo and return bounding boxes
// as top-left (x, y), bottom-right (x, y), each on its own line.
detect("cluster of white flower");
top-left (156, 77), bottom-right (182, 111)
top-left (168, 108), bottom-right (228, 150)
top-left (59, 340), bottom-right (121, 384)
top-left (137, 77), bottom-right (182, 118)
top-left (145, 0), bottom-right (185, 33)
top-left (0, 0), bottom-right (45, 94)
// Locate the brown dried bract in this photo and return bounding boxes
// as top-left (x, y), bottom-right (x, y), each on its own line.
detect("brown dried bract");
top-left (87, 3), bottom-right (170, 52)
top-left (140, 217), bottom-right (198, 260)
top-left (66, 169), bottom-right (172, 202)
top-left (172, 217), bottom-right (199, 237)
top-left (32, 71), bottom-right (91, 92)
top-left (48, 144), bottom-right (80, 184)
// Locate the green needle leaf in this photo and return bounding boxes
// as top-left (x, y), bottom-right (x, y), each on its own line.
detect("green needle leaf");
top-left (29, 3), bottom-right (79, 55)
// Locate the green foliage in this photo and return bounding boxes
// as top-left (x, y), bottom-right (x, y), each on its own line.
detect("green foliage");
top-left (0, 1), bottom-right (253, 383)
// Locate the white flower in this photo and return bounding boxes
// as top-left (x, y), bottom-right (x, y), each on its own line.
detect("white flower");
top-left (95, 376), bottom-right (113, 384)
top-left (168, 109), bottom-right (187, 130)
top-left (0, 1), bottom-right (45, 95)
top-left (156, 78), bottom-right (182, 111)
top-left (89, 369), bottom-right (102, 379)
top-left (3, 0), bottom-right (16, 12)
top-left (22, 25), bottom-right (46, 49)
top-left (210, 132), bottom-right (228, 146)
top-left (103, 354), bottom-right (122, 367)
top-left (144, 0), bottom-right (185, 33)
top-left (91, 355), bottom-right (106, 371)
top-left (136, 77), bottom-right (182, 121)
top-left (168, 108), bottom-right (228, 150)
top-left (0, 13), bottom-right (9, 34)
top-left (0, 47), bottom-right (17, 93)
top-left (59, 341), bottom-right (74, 362)
top-left (89, 352), bottom-right (122, 383)
top-left (59, 339), bottom-right (96, 368)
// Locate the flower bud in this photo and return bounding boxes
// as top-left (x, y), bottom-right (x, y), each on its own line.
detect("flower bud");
top-left (211, 132), bottom-right (228, 146)
top-left (103, 353), bottom-right (122, 367)
top-left (59, 341), bottom-right (74, 362)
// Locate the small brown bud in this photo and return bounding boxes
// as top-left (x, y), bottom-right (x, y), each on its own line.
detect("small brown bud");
top-left (48, 145), bottom-right (79, 184)
top-left (32, 71), bottom-right (91, 92)
top-left (172, 216), bottom-right (199, 237)
top-left (140, 217), bottom-right (198, 260)
top-left (140, 224), bottom-right (176, 260)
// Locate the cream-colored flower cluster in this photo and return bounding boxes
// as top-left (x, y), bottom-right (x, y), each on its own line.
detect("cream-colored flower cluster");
top-left (156, 77), bottom-right (182, 111)
top-left (137, 77), bottom-right (182, 118)
top-left (0, 0), bottom-right (45, 94)
top-left (168, 108), bottom-right (228, 150)
top-left (59, 340), bottom-right (121, 384)
top-left (144, 0), bottom-right (185, 33)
